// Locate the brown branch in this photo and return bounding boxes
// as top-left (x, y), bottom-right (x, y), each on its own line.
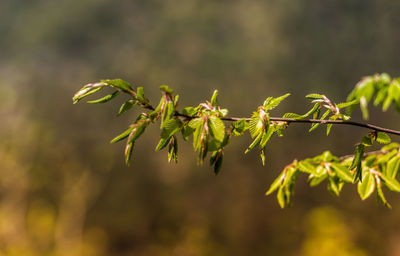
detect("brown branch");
top-left (136, 98), bottom-right (400, 137)
top-left (220, 117), bottom-right (400, 136)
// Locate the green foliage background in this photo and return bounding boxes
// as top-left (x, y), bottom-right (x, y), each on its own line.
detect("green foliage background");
top-left (1, 0), bottom-right (400, 255)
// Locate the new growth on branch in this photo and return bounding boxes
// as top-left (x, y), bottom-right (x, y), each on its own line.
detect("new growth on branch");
top-left (73, 73), bottom-right (400, 208)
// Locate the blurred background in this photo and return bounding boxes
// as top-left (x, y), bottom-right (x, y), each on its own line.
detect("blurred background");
top-left (1, 0), bottom-right (400, 255)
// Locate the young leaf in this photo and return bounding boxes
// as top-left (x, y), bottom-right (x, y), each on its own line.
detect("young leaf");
top-left (232, 119), bottom-right (248, 136)
top-left (208, 116), bottom-right (225, 142)
top-left (260, 126), bottom-right (274, 148)
top-left (73, 87), bottom-right (103, 104)
top-left (161, 119), bottom-right (183, 139)
top-left (264, 93), bottom-right (290, 110)
top-left (357, 171), bottom-right (375, 200)
top-left (350, 144), bottom-right (365, 182)
top-left (110, 126), bottom-right (135, 144)
top-left (336, 99), bottom-right (359, 109)
top-left (282, 113), bottom-right (302, 119)
top-left (249, 113), bottom-right (263, 138)
top-left (210, 90), bottom-right (219, 106)
top-left (380, 174), bottom-right (400, 192)
top-left (168, 136), bottom-right (178, 163)
top-left (330, 163), bottom-right (353, 183)
top-left (118, 100), bottom-right (136, 116)
top-left (182, 107), bottom-right (197, 116)
top-left (328, 177), bottom-right (342, 196)
top-left (102, 79), bottom-right (133, 91)
top-left (277, 186), bottom-right (286, 208)
top-left (298, 161), bottom-right (318, 176)
top-left (124, 141), bottom-right (134, 166)
top-left (309, 173), bottom-right (328, 187)
top-left (386, 156), bottom-right (400, 179)
top-left (136, 87), bottom-right (145, 102)
top-left (245, 132), bottom-right (262, 154)
top-left (376, 132), bottom-right (391, 144)
top-left (309, 110), bottom-right (330, 132)
top-left (266, 172), bottom-right (285, 195)
top-left (306, 94), bottom-right (324, 100)
top-left (87, 90), bottom-right (120, 104)
top-left (160, 85), bottom-right (174, 94)
top-left (376, 179), bottom-right (392, 209)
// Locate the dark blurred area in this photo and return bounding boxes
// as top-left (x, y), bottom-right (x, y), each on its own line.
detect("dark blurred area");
top-left (1, 0), bottom-right (400, 255)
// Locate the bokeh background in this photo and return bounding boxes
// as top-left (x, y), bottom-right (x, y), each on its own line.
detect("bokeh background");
top-left (1, 0), bottom-right (400, 255)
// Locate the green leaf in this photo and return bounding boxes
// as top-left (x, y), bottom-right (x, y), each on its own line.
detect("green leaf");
top-left (360, 96), bottom-right (369, 120)
top-left (155, 137), bottom-right (171, 151)
top-left (309, 110), bottom-right (330, 132)
top-left (357, 171), bottom-right (375, 200)
top-left (386, 156), bottom-right (400, 179)
top-left (277, 186), bottom-right (286, 208)
top-left (192, 125), bottom-right (203, 152)
top-left (118, 100), bottom-right (136, 116)
top-left (159, 85), bottom-right (174, 94)
top-left (330, 163), bottom-right (353, 183)
top-left (208, 116), bottom-right (225, 142)
top-left (124, 141), bottom-right (134, 166)
top-left (260, 148), bottom-right (266, 166)
top-left (73, 86), bottom-right (103, 103)
top-left (87, 90), bottom-right (120, 104)
top-left (232, 119), bottom-right (248, 136)
top-left (260, 126), bottom-right (274, 148)
top-left (182, 124), bottom-right (195, 141)
top-left (381, 173), bottom-right (400, 192)
top-left (245, 132), bottom-right (262, 154)
top-left (210, 90), bottom-right (219, 106)
top-left (309, 173), bottom-right (328, 187)
top-left (326, 115), bottom-right (338, 135)
top-left (327, 177), bottom-right (342, 196)
top-left (350, 144), bottom-right (364, 182)
top-left (336, 99), bottom-right (359, 109)
top-left (376, 132), bottom-right (391, 144)
top-left (266, 172), bottom-right (284, 195)
top-left (298, 161), bottom-right (318, 175)
top-left (361, 135), bottom-right (374, 146)
top-left (373, 86), bottom-right (388, 106)
top-left (136, 87), bottom-right (145, 101)
top-left (306, 93), bottom-right (324, 100)
top-left (168, 136), bottom-right (178, 163)
top-left (102, 79), bottom-right (133, 91)
top-left (182, 107), bottom-right (197, 116)
top-left (382, 142), bottom-right (400, 151)
top-left (188, 118), bottom-right (203, 129)
top-left (249, 113), bottom-right (264, 138)
top-left (282, 113), bottom-right (302, 119)
top-left (302, 103), bottom-right (321, 119)
top-left (264, 93), bottom-right (290, 110)
top-left (161, 119), bottom-right (183, 139)
top-left (377, 182), bottom-right (392, 209)
top-left (110, 126), bottom-right (135, 144)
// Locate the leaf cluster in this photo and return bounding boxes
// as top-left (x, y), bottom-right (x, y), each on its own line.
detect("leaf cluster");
top-left (73, 73), bottom-right (400, 209)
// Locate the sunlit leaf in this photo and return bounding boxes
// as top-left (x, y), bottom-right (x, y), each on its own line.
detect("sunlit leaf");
top-left (330, 163), bottom-right (353, 183)
top-left (118, 100), bottom-right (136, 116)
top-left (102, 79), bottom-right (133, 91)
top-left (386, 156), bottom-right (400, 179)
top-left (376, 132), bottom-right (391, 144)
top-left (357, 171), bottom-right (375, 200)
top-left (87, 90), bottom-right (120, 104)
top-left (208, 116), bottom-right (225, 142)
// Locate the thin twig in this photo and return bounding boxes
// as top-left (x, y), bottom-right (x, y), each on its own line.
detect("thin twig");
top-left (137, 98), bottom-right (400, 137)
